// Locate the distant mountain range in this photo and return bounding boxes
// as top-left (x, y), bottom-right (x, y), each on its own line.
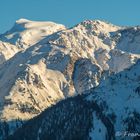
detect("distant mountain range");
top-left (0, 19), bottom-right (140, 140)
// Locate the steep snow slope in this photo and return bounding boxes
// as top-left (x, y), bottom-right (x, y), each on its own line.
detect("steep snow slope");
top-left (0, 19), bottom-right (140, 139)
top-left (117, 27), bottom-right (140, 54)
top-left (0, 41), bottom-right (18, 64)
top-left (0, 18), bottom-right (65, 64)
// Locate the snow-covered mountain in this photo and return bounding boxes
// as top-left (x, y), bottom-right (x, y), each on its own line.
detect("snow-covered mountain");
top-left (0, 19), bottom-right (140, 140)
top-left (0, 19), bottom-right (65, 64)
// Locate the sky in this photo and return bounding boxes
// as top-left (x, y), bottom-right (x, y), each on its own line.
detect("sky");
top-left (0, 0), bottom-right (140, 33)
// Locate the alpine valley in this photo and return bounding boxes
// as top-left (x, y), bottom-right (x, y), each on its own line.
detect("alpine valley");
top-left (0, 19), bottom-right (140, 140)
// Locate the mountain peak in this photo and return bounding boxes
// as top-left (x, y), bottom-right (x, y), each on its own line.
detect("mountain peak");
top-left (0, 18), bottom-right (65, 45)
top-left (15, 18), bottom-right (31, 24)
top-left (78, 19), bottom-right (112, 26)
top-left (75, 19), bottom-right (121, 33)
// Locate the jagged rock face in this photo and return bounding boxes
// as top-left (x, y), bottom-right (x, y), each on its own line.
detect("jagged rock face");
top-left (0, 19), bottom-right (140, 139)
top-left (73, 58), bottom-right (102, 94)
